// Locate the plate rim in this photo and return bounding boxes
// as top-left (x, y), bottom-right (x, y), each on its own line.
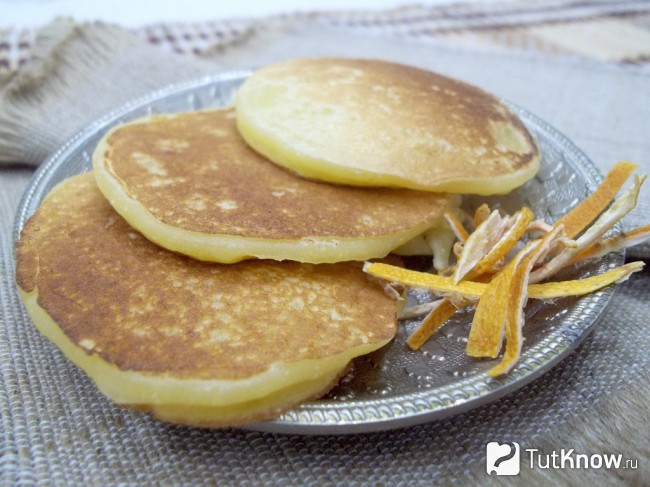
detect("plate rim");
top-left (12, 70), bottom-right (622, 435)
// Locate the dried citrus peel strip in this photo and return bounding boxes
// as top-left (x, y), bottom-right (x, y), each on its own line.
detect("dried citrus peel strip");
top-left (487, 262), bottom-right (528, 376)
top-left (364, 261), bottom-right (644, 301)
top-left (407, 207), bottom-right (533, 347)
top-left (486, 225), bottom-right (566, 376)
top-left (364, 262), bottom-right (485, 298)
top-left (467, 224), bottom-right (565, 360)
top-left (464, 257), bottom-right (523, 358)
top-left (452, 210), bottom-right (509, 284)
top-left (461, 207), bottom-right (534, 283)
top-left (526, 219), bottom-right (553, 234)
top-left (556, 161), bottom-right (637, 238)
top-left (406, 299), bottom-right (458, 350)
top-left (443, 210), bottom-right (470, 243)
top-left (474, 203), bottom-right (491, 227)
top-left (531, 174), bottom-right (646, 283)
top-left (528, 261), bottom-right (643, 298)
top-left (452, 242), bottom-right (464, 261)
top-left (569, 224), bottom-right (650, 264)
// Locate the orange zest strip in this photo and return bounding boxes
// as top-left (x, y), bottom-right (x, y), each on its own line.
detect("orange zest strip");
top-left (443, 210), bottom-right (470, 243)
top-left (528, 260), bottom-right (645, 299)
top-left (526, 219), bottom-right (553, 234)
top-left (463, 207), bottom-right (534, 282)
top-left (465, 258), bottom-right (519, 358)
top-left (528, 261), bottom-right (643, 298)
top-left (363, 261), bottom-right (644, 301)
top-left (474, 203), bottom-right (491, 227)
top-left (487, 261), bottom-right (529, 376)
top-left (556, 161), bottom-right (637, 238)
top-left (531, 174), bottom-right (646, 283)
top-left (363, 262), bottom-right (485, 298)
top-left (569, 224), bottom-right (650, 264)
top-left (487, 225), bottom-right (565, 376)
top-left (406, 299), bottom-right (458, 350)
top-left (453, 210), bottom-right (508, 285)
top-left (467, 224), bottom-right (563, 360)
top-left (453, 241), bottom-right (464, 260)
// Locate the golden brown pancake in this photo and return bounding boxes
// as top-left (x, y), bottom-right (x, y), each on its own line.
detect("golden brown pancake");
top-left (15, 173), bottom-right (397, 427)
top-left (92, 107), bottom-right (458, 264)
top-left (236, 57), bottom-right (540, 195)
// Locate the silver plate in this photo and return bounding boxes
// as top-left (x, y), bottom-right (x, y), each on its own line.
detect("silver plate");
top-left (13, 71), bottom-right (622, 435)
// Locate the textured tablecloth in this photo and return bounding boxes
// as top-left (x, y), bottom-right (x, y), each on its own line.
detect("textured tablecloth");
top-left (1, 1), bottom-right (649, 485)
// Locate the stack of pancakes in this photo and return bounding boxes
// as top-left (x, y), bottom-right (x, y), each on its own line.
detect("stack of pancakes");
top-left (15, 58), bottom-right (540, 427)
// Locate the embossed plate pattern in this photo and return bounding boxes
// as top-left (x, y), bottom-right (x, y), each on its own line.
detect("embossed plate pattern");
top-left (13, 71), bottom-right (622, 435)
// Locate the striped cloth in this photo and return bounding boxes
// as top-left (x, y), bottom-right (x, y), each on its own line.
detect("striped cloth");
top-left (2, 0), bottom-right (650, 74)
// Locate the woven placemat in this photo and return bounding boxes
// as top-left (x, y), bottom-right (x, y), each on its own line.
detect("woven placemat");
top-left (3, 0), bottom-right (650, 73)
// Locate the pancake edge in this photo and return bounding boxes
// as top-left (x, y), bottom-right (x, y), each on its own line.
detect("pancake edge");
top-left (92, 128), bottom-right (456, 263)
top-left (16, 286), bottom-right (392, 409)
top-left (134, 367), bottom-right (347, 427)
top-left (235, 102), bottom-right (541, 196)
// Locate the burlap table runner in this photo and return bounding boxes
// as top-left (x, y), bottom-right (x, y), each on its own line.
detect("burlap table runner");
top-left (1, 1), bottom-right (649, 484)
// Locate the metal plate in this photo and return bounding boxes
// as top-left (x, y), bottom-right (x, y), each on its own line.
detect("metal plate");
top-left (13, 71), bottom-right (622, 435)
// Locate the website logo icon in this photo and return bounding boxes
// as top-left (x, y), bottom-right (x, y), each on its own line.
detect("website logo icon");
top-left (486, 442), bottom-right (521, 476)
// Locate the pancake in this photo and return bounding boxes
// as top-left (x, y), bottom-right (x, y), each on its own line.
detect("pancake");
top-left (235, 57), bottom-right (540, 195)
top-left (92, 107), bottom-right (459, 264)
top-left (14, 173), bottom-right (397, 427)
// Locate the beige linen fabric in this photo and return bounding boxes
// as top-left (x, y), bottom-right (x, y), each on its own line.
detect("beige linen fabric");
top-left (0, 18), bottom-right (218, 165)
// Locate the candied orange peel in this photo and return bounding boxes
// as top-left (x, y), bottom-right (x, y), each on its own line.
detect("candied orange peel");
top-left (557, 161), bottom-right (637, 238)
top-left (443, 210), bottom-right (470, 243)
top-left (364, 261), bottom-right (643, 301)
top-left (406, 299), bottom-right (458, 350)
top-left (364, 161), bottom-right (648, 376)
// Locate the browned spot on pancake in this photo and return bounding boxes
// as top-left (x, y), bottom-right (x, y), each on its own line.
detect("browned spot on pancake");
top-left (15, 174), bottom-right (397, 380)
top-left (100, 108), bottom-right (454, 238)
